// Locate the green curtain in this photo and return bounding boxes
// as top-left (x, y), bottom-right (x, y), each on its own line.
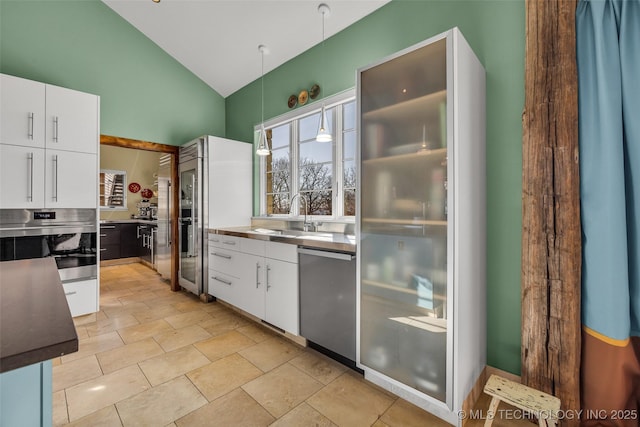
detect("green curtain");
top-left (577, 0), bottom-right (640, 425)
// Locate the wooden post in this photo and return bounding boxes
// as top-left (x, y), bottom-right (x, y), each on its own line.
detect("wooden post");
top-left (521, 0), bottom-right (581, 425)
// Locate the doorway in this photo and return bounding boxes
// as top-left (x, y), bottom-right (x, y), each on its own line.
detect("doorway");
top-left (100, 134), bottom-right (181, 291)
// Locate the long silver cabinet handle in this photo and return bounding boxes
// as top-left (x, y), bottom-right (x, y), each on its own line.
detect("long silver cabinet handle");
top-left (28, 112), bottom-right (34, 140)
top-left (27, 152), bottom-right (34, 202)
top-left (222, 240), bottom-right (237, 246)
top-left (266, 265), bottom-right (271, 291)
top-left (65, 291), bottom-right (77, 296)
top-left (212, 252), bottom-right (231, 259)
top-left (53, 116), bottom-right (59, 142)
top-left (52, 154), bottom-right (58, 202)
top-left (256, 263), bottom-right (261, 288)
top-left (100, 225), bottom-right (116, 229)
top-left (212, 276), bottom-right (232, 286)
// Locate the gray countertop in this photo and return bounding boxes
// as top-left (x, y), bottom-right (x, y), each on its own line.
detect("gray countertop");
top-left (0, 258), bottom-right (78, 373)
top-left (209, 226), bottom-right (356, 253)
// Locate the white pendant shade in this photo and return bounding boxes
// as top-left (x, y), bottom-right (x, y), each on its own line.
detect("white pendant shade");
top-left (316, 105), bottom-right (332, 142)
top-left (256, 125), bottom-right (270, 156)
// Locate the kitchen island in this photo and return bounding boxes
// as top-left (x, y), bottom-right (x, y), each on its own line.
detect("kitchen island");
top-left (0, 257), bottom-right (79, 427)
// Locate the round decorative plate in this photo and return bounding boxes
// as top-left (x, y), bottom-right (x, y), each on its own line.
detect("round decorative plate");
top-left (298, 89), bottom-right (309, 106)
top-left (288, 94), bottom-right (298, 108)
top-left (309, 84), bottom-right (320, 99)
top-left (141, 188), bottom-right (153, 199)
top-left (128, 182), bottom-right (141, 193)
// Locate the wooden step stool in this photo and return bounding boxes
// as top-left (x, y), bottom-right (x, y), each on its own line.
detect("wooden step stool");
top-left (483, 374), bottom-right (561, 427)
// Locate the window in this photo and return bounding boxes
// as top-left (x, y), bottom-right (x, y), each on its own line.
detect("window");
top-left (259, 91), bottom-right (356, 219)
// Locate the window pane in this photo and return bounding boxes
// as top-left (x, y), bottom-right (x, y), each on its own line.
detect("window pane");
top-left (300, 163), bottom-right (332, 191)
top-left (344, 189), bottom-right (356, 216)
top-left (270, 148), bottom-right (289, 171)
top-left (300, 140), bottom-right (332, 164)
top-left (270, 170), bottom-right (291, 194)
top-left (299, 113), bottom-right (320, 141)
top-left (270, 124), bottom-right (290, 149)
top-left (343, 160), bottom-right (357, 189)
top-left (306, 190), bottom-right (332, 216)
top-left (343, 131), bottom-right (356, 161)
top-left (267, 193), bottom-right (290, 215)
top-left (343, 101), bottom-right (356, 130)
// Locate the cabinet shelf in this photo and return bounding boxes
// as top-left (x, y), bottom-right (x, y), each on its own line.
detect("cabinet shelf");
top-left (363, 147), bottom-right (446, 166)
top-left (362, 218), bottom-right (446, 226)
top-left (363, 90), bottom-right (447, 123)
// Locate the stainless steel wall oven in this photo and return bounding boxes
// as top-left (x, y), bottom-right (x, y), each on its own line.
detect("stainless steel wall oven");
top-left (0, 209), bottom-right (97, 283)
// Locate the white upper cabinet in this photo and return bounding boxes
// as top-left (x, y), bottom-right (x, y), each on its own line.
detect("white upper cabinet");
top-left (45, 84), bottom-right (98, 154)
top-left (0, 73), bottom-right (99, 209)
top-left (0, 74), bottom-right (46, 148)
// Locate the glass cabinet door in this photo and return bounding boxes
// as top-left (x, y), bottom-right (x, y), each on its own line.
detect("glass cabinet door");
top-left (179, 167), bottom-right (197, 286)
top-left (358, 37), bottom-right (448, 402)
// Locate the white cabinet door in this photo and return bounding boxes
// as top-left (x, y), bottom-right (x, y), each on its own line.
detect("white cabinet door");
top-left (0, 74), bottom-right (45, 148)
top-left (265, 258), bottom-right (299, 335)
top-left (44, 149), bottom-right (97, 208)
top-left (45, 84), bottom-right (98, 154)
top-left (236, 252), bottom-right (266, 319)
top-left (0, 145), bottom-right (45, 208)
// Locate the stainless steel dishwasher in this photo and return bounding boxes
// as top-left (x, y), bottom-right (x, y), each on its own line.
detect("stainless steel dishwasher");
top-left (298, 247), bottom-right (357, 367)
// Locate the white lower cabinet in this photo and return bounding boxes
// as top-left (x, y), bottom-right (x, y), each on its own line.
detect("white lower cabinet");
top-left (207, 235), bottom-right (299, 335)
top-left (62, 279), bottom-right (98, 317)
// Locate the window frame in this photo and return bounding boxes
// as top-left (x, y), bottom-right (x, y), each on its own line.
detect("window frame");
top-left (257, 89), bottom-right (356, 221)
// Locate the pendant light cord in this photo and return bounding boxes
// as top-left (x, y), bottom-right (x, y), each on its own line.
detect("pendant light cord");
top-left (261, 48), bottom-right (265, 126)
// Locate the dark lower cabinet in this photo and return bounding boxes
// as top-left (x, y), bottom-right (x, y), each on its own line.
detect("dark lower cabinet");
top-left (99, 224), bottom-right (121, 260)
top-left (120, 223), bottom-right (139, 258)
top-left (99, 222), bottom-right (153, 261)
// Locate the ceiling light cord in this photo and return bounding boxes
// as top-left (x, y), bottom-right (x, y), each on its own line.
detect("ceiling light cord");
top-left (316, 3), bottom-right (332, 143)
top-left (256, 45), bottom-right (271, 156)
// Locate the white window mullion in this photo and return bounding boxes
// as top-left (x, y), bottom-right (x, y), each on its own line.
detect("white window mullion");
top-left (290, 119), bottom-right (299, 218)
top-left (334, 104), bottom-right (344, 218)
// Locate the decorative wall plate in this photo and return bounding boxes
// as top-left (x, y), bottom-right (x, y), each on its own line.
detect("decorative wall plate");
top-left (141, 188), bottom-right (153, 199)
top-left (298, 89), bottom-right (309, 106)
top-left (288, 94), bottom-right (298, 108)
top-left (128, 182), bottom-right (141, 193)
top-left (309, 84), bottom-right (320, 99)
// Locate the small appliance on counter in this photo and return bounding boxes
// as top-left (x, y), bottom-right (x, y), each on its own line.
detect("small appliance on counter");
top-left (135, 200), bottom-right (157, 219)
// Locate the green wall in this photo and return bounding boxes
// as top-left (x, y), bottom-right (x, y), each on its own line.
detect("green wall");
top-left (226, 0), bottom-right (525, 375)
top-left (0, 0), bottom-right (225, 145)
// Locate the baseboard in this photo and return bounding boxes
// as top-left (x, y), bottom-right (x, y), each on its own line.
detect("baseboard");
top-left (462, 366), bottom-right (521, 426)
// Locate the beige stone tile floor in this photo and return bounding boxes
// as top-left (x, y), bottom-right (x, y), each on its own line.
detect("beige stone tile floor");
top-left (52, 262), bottom-right (523, 427)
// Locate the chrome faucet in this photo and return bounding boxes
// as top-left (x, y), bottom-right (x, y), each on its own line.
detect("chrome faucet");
top-left (290, 192), bottom-right (312, 231)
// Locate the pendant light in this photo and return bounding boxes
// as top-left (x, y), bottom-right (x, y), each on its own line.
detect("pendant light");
top-left (316, 3), bottom-right (332, 143)
top-left (256, 44), bottom-right (271, 156)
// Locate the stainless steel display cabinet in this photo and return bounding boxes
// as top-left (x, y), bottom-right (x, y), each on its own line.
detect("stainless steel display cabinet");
top-left (356, 27), bottom-right (486, 426)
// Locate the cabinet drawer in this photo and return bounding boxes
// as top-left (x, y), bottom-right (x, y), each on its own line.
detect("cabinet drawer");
top-left (209, 234), bottom-right (238, 250)
top-left (209, 247), bottom-right (241, 277)
top-left (99, 226), bottom-right (120, 245)
top-left (63, 279), bottom-right (97, 317)
top-left (100, 243), bottom-right (121, 260)
top-left (266, 241), bottom-right (298, 263)
top-left (207, 270), bottom-right (237, 303)
top-left (239, 237), bottom-right (265, 256)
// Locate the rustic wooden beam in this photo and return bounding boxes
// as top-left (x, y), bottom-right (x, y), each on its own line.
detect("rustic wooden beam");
top-left (521, 0), bottom-right (581, 424)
